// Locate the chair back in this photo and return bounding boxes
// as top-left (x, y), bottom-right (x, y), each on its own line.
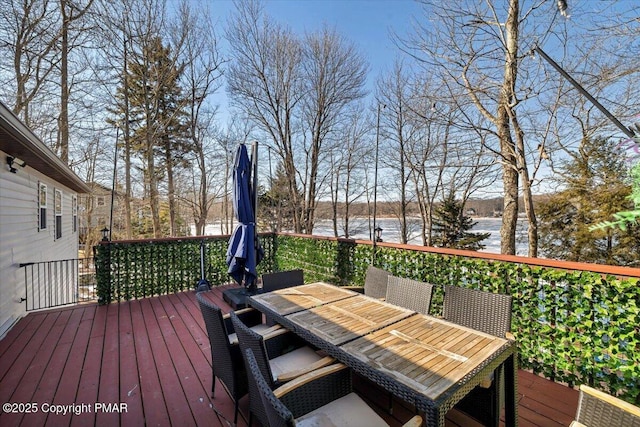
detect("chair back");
top-left (262, 269), bottom-right (304, 292)
top-left (363, 265), bottom-right (391, 299)
top-left (196, 293), bottom-right (247, 399)
top-left (230, 311), bottom-right (275, 426)
top-left (575, 385), bottom-right (640, 427)
top-left (244, 348), bottom-right (296, 427)
top-left (386, 276), bottom-right (434, 314)
top-left (442, 285), bottom-right (512, 337)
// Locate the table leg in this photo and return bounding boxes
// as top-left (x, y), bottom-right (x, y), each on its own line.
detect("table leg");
top-left (503, 352), bottom-right (518, 426)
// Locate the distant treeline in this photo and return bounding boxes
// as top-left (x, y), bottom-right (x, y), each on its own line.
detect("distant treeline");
top-left (311, 196), bottom-right (550, 220)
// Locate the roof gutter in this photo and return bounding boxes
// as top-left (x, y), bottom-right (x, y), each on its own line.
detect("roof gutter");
top-left (0, 102), bottom-right (90, 193)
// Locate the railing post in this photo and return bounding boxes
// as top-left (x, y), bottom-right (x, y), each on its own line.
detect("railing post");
top-left (95, 242), bottom-right (112, 304)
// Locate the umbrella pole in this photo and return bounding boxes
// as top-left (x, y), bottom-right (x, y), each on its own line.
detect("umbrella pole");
top-left (252, 141), bottom-right (259, 231)
top-left (249, 141), bottom-right (259, 292)
top-left (196, 240), bottom-right (211, 291)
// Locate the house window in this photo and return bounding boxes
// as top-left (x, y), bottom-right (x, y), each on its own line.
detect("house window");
top-left (38, 182), bottom-right (47, 230)
top-left (97, 196), bottom-right (105, 206)
top-left (72, 195), bottom-right (77, 233)
top-left (55, 189), bottom-right (62, 240)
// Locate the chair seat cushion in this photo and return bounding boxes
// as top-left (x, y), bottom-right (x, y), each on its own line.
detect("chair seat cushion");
top-left (269, 346), bottom-right (323, 381)
top-left (228, 324), bottom-right (272, 345)
top-left (296, 392), bottom-right (388, 427)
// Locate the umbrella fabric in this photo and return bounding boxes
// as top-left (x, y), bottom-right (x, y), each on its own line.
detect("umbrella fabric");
top-left (226, 144), bottom-right (262, 287)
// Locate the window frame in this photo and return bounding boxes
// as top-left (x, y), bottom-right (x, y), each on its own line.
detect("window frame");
top-left (54, 189), bottom-right (62, 240)
top-left (38, 182), bottom-right (47, 230)
top-left (72, 195), bottom-right (77, 233)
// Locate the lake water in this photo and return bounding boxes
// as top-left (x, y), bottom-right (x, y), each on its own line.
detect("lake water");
top-left (195, 217), bottom-right (529, 256)
top-left (310, 217), bottom-right (529, 256)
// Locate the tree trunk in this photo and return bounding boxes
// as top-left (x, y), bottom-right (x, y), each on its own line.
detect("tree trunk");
top-left (123, 40), bottom-right (133, 239)
top-left (305, 130), bottom-right (321, 234)
top-left (59, 0), bottom-right (69, 164)
top-left (498, 0), bottom-right (521, 255)
top-left (331, 164), bottom-right (339, 237)
top-left (511, 107), bottom-right (538, 257)
top-left (498, 123), bottom-right (519, 254)
top-left (147, 132), bottom-right (161, 238)
top-left (196, 146), bottom-right (208, 236)
top-left (165, 146), bottom-right (176, 236)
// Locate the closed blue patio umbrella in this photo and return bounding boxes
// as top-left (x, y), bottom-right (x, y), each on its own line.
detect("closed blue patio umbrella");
top-left (226, 143), bottom-right (262, 291)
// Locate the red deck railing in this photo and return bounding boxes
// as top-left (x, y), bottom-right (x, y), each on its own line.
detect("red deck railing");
top-left (91, 233), bottom-right (640, 405)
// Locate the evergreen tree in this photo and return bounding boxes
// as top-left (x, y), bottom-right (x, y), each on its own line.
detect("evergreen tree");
top-left (538, 137), bottom-right (640, 266)
top-left (259, 164), bottom-right (301, 232)
top-left (432, 194), bottom-right (490, 251)
top-left (115, 36), bottom-right (190, 238)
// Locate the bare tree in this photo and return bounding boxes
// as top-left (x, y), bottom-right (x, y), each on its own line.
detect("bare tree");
top-left (405, 0), bottom-right (561, 255)
top-left (58, 0), bottom-right (95, 164)
top-left (376, 61), bottom-right (420, 244)
top-left (0, 0), bottom-right (59, 126)
top-left (404, 84), bottom-right (448, 246)
top-left (328, 104), bottom-right (370, 238)
top-left (299, 26), bottom-right (368, 233)
top-left (226, 0), bottom-right (305, 232)
top-left (96, 0), bottom-right (147, 238)
top-left (407, 0), bottom-right (640, 255)
top-left (171, 1), bottom-right (224, 236)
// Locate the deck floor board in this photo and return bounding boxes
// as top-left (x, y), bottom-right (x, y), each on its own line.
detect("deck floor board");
top-left (0, 285), bottom-right (578, 426)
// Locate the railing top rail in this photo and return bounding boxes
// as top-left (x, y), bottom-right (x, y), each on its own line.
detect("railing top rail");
top-left (19, 258), bottom-right (93, 267)
top-left (278, 232), bottom-right (640, 279)
top-left (97, 232), bottom-right (276, 246)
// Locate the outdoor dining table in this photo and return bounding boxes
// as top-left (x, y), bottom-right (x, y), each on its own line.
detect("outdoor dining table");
top-left (245, 281), bottom-right (359, 315)
top-left (247, 282), bottom-right (518, 427)
top-left (284, 289), bottom-right (415, 345)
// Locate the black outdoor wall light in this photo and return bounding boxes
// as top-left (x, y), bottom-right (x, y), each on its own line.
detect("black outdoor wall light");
top-left (7, 156), bottom-right (26, 173)
top-left (101, 227), bottom-right (110, 241)
top-left (375, 226), bottom-right (383, 242)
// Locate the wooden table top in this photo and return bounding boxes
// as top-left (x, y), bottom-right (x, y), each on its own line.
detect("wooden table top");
top-left (284, 294), bottom-right (416, 345)
top-left (248, 282), bottom-right (358, 316)
top-left (339, 314), bottom-right (510, 401)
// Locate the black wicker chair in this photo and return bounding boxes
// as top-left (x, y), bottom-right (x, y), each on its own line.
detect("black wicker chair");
top-left (243, 348), bottom-right (423, 427)
top-left (196, 292), bottom-right (273, 424)
top-left (261, 269), bottom-right (305, 326)
top-left (572, 384), bottom-right (640, 427)
top-left (230, 311), bottom-right (334, 426)
top-left (261, 269), bottom-right (304, 292)
top-left (344, 265), bottom-right (391, 299)
top-left (386, 276), bottom-right (434, 314)
top-left (442, 285), bottom-right (513, 427)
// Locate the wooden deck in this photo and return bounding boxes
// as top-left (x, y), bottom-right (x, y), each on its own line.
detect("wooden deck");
top-left (0, 285), bottom-right (579, 426)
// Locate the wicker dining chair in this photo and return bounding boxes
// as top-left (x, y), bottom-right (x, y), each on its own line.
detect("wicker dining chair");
top-left (196, 292), bottom-right (269, 424)
top-left (243, 348), bottom-right (423, 427)
top-left (261, 269), bottom-right (304, 292)
top-left (344, 265), bottom-right (391, 299)
top-left (386, 276), bottom-right (434, 314)
top-left (571, 385), bottom-right (640, 427)
top-left (261, 269), bottom-right (305, 325)
top-left (230, 311), bottom-right (334, 426)
top-left (442, 285), bottom-right (513, 427)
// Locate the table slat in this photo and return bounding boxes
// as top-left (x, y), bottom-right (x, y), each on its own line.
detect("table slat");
top-left (248, 282), bottom-right (357, 315)
top-left (340, 315), bottom-right (508, 400)
top-left (285, 295), bottom-right (416, 345)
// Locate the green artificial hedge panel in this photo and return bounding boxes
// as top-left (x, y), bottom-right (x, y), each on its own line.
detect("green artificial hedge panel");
top-left (95, 234), bottom-right (276, 303)
top-left (95, 234), bottom-right (639, 404)
top-left (273, 235), bottom-right (640, 404)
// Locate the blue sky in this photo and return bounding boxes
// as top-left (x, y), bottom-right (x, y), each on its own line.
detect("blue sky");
top-left (198, 0), bottom-right (423, 124)
top-left (258, 0), bottom-right (421, 79)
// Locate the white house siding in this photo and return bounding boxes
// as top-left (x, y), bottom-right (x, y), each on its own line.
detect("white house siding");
top-left (0, 149), bottom-right (78, 338)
